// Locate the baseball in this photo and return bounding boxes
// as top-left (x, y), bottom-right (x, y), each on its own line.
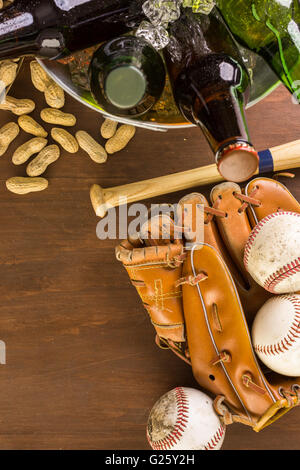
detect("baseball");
top-left (252, 294), bottom-right (300, 376)
top-left (146, 387), bottom-right (225, 450)
top-left (244, 211), bottom-right (300, 294)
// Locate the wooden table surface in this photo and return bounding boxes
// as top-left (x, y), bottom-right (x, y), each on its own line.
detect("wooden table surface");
top-left (0, 59), bottom-right (299, 451)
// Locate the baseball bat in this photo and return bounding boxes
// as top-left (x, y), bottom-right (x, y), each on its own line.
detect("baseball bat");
top-left (90, 139), bottom-right (300, 218)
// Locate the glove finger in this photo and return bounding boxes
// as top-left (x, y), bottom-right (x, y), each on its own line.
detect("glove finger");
top-left (244, 177), bottom-right (300, 226)
top-left (181, 244), bottom-right (277, 424)
top-left (140, 213), bottom-right (182, 247)
top-left (116, 217), bottom-right (186, 344)
top-left (177, 192), bottom-right (246, 288)
top-left (244, 177), bottom-right (300, 296)
top-left (209, 181), bottom-right (253, 288)
top-left (210, 178), bottom-right (300, 318)
top-left (182, 244), bottom-right (300, 431)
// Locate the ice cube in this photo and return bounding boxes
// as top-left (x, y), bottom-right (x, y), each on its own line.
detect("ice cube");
top-left (136, 20), bottom-right (170, 50)
top-left (142, 0), bottom-right (182, 27)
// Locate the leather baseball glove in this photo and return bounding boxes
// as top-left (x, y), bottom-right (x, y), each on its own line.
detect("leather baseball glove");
top-left (116, 177), bottom-right (300, 432)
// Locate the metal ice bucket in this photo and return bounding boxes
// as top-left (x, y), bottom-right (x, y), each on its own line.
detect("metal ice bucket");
top-left (38, 47), bottom-right (279, 132)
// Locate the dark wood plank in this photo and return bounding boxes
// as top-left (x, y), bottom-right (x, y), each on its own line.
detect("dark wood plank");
top-left (0, 59), bottom-right (298, 450)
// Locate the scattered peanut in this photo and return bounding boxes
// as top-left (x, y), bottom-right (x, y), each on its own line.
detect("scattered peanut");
top-left (12, 137), bottom-right (48, 165)
top-left (0, 58), bottom-right (138, 198)
top-left (18, 115), bottom-right (48, 138)
top-left (76, 130), bottom-right (107, 164)
top-left (105, 124), bottom-right (136, 154)
top-left (1, 1), bottom-right (14, 9)
top-left (0, 122), bottom-right (20, 156)
top-left (51, 128), bottom-right (79, 153)
top-left (26, 145), bottom-right (60, 177)
top-left (0, 60), bottom-right (18, 88)
top-left (100, 118), bottom-right (118, 139)
top-left (30, 60), bottom-right (65, 108)
top-left (44, 80), bottom-right (65, 109)
top-left (6, 176), bottom-right (48, 195)
top-left (0, 96), bottom-right (35, 115)
top-left (40, 108), bottom-right (76, 126)
top-left (30, 60), bottom-right (51, 92)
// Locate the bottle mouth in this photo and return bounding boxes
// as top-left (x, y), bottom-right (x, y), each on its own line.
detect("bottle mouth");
top-left (105, 65), bottom-right (146, 109)
top-left (217, 142), bottom-right (259, 183)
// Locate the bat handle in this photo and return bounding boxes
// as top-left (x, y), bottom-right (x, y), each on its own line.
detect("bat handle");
top-left (90, 184), bottom-right (133, 218)
top-left (259, 139), bottom-right (300, 173)
top-left (90, 164), bottom-right (222, 218)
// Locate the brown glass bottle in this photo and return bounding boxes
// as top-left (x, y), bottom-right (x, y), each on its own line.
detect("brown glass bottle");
top-left (164, 7), bottom-right (259, 182)
top-left (0, 0), bottom-right (145, 60)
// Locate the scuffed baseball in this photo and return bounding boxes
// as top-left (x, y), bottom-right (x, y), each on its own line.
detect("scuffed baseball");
top-left (244, 211), bottom-right (300, 294)
top-left (147, 387), bottom-right (225, 450)
top-left (252, 294), bottom-right (300, 376)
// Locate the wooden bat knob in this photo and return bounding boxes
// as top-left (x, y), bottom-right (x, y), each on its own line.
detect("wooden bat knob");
top-left (90, 184), bottom-right (108, 218)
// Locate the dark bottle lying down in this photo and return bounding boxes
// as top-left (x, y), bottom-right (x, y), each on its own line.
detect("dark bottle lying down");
top-left (0, 0), bottom-right (145, 60)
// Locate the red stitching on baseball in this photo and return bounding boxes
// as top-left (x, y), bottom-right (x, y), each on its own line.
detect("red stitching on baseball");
top-left (243, 212), bottom-right (300, 293)
top-left (147, 387), bottom-right (224, 450)
top-left (263, 257), bottom-right (300, 293)
top-left (146, 387), bottom-right (189, 450)
top-left (204, 426), bottom-right (225, 451)
top-left (254, 295), bottom-right (300, 357)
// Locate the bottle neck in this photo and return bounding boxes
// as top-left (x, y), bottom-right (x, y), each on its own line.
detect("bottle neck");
top-left (0, 2), bottom-right (63, 59)
top-left (174, 54), bottom-right (251, 154)
top-left (192, 89), bottom-right (250, 155)
top-left (166, 7), bottom-right (247, 79)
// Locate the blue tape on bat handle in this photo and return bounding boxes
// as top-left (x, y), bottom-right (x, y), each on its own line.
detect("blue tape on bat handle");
top-left (258, 148), bottom-right (274, 174)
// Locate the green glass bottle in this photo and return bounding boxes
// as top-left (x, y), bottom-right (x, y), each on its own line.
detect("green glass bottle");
top-left (89, 36), bottom-right (166, 117)
top-left (217, 0), bottom-right (300, 102)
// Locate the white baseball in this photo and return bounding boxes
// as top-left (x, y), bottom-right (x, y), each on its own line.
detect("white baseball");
top-left (146, 387), bottom-right (225, 450)
top-left (244, 211), bottom-right (300, 294)
top-left (252, 294), bottom-right (300, 376)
